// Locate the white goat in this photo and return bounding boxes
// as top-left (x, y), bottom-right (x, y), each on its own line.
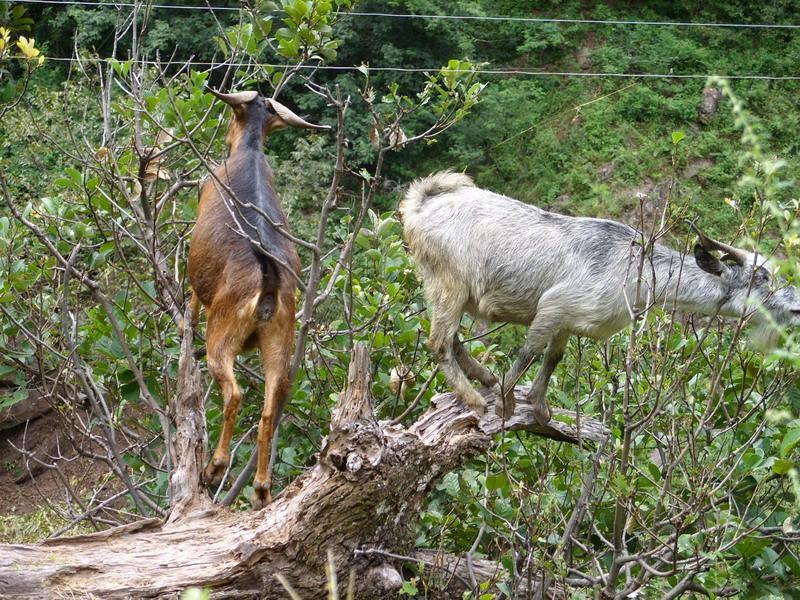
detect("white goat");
top-left (400, 171), bottom-right (800, 424)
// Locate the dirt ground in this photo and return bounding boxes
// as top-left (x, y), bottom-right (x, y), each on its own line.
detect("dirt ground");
top-left (0, 411), bottom-right (113, 518)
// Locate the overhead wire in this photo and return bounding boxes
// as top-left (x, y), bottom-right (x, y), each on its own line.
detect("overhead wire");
top-left (36, 56), bottom-right (800, 80)
top-left (12, 0), bottom-right (800, 30)
top-left (13, 0), bottom-right (800, 81)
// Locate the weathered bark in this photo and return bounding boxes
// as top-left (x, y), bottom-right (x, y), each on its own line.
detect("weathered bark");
top-left (167, 308), bottom-right (211, 523)
top-left (0, 344), bottom-right (608, 599)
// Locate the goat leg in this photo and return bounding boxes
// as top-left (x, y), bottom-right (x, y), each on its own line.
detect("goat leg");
top-left (251, 297), bottom-right (294, 510)
top-left (189, 290), bottom-right (201, 328)
top-left (175, 289), bottom-right (201, 331)
top-left (452, 334), bottom-right (498, 389)
top-left (524, 333), bottom-right (569, 425)
top-left (499, 314), bottom-right (565, 421)
top-left (500, 350), bottom-right (539, 421)
top-left (202, 293), bottom-right (256, 489)
top-left (203, 365), bottom-right (242, 488)
top-left (428, 301), bottom-right (487, 416)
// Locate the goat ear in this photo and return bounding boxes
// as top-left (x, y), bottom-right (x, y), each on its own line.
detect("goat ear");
top-left (694, 244), bottom-right (727, 276)
top-left (265, 99), bottom-right (330, 131)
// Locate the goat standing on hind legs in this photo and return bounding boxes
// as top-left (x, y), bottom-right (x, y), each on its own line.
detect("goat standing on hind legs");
top-left (188, 89), bottom-right (327, 509)
top-left (400, 172), bottom-right (800, 426)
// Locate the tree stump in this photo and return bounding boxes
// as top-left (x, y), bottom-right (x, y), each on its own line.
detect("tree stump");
top-left (0, 343), bottom-right (608, 598)
top-left (167, 308), bottom-right (210, 524)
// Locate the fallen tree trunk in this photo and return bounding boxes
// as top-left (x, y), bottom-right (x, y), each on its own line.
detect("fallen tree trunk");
top-left (0, 344), bottom-right (608, 599)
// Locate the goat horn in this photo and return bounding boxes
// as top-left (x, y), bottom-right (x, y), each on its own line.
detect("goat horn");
top-left (267, 98), bottom-right (330, 130)
top-left (209, 89), bottom-right (259, 106)
top-left (686, 220), bottom-right (750, 266)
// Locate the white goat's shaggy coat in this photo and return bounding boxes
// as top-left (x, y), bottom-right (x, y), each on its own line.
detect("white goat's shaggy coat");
top-left (401, 172), bottom-right (800, 424)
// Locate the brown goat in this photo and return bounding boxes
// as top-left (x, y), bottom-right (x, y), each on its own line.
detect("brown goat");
top-left (188, 89), bottom-right (326, 508)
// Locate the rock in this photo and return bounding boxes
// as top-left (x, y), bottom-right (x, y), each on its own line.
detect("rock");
top-left (597, 161), bottom-right (617, 182)
top-left (699, 87), bottom-right (723, 124)
top-left (0, 387), bottom-right (52, 432)
top-left (576, 47), bottom-right (592, 70)
top-left (365, 563), bottom-right (403, 595)
top-left (682, 159), bottom-right (715, 180)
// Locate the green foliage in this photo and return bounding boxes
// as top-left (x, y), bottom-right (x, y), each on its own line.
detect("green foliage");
top-left (214, 0), bottom-right (353, 93)
top-left (0, 0), bottom-right (485, 515)
top-left (398, 578), bottom-right (418, 596)
top-left (0, 3), bottom-right (43, 103)
top-left (0, 506), bottom-right (93, 543)
top-left (3, 1), bottom-right (800, 596)
top-left (28, 1), bottom-right (240, 61)
top-left (180, 588), bottom-right (211, 600)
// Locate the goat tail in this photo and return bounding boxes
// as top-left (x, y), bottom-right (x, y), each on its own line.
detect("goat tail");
top-left (399, 170), bottom-right (475, 218)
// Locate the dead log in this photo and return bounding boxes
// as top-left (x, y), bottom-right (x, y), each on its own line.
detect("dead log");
top-left (0, 343), bottom-right (608, 598)
top-left (167, 309), bottom-right (211, 523)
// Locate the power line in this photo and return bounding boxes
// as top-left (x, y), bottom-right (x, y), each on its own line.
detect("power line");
top-left (13, 0), bottom-right (800, 30)
top-left (18, 0), bottom-right (238, 10)
top-left (349, 11), bottom-right (800, 30)
top-left (39, 55), bottom-right (800, 80)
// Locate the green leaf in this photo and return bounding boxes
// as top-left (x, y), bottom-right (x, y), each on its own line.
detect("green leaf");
top-left (376, 217), bottom-right (397, 238)
top-left (742, 448), bottom-right (764, 471)
top-left (735, 535), bottom-right (771, 558)
top-left (438, 472), bottom-right (459, 497)
top-left (55, 177), bottom-right (76, 190)
top-left (364, 249), bottom-right (382, 261)
top-left (671, 130), bottom-right (686, 145)
top-left (772, 458), bottom-right (794, 475)
top-left (66, 167), bottom-right (82, 184)
top-left (277, 36), bottom-right (300, 58)
top-left (485, 472), bottom-right (508, 492)
top-left (677, 533), bottom-right (693, 555)
top-left (180, 588), bottom-right (210, 600)
top-left (399, 580), bottom-right (418, 596)
top-left (784, 553), bottom-right (800, 577)
top-left (780, 428), bottom-right (800, 458)
top-left (0, 388), bottom-right (27, 411)
top-left (319, 46), bottom-right (337, 62)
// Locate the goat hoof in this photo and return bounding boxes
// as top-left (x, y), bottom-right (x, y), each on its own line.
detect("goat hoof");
top-left (478, 372), bottom-right (499, 389)
top-left (203, 457), bottom-right (227, 488)
top-left (531, 402), bottom-right (552, 426)
top-left (469, 402), bottom-right (486, 418)
top-left (460, 390), bottom-right (486, 417)
top-left (251, 480), bottom-right (272, 510)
